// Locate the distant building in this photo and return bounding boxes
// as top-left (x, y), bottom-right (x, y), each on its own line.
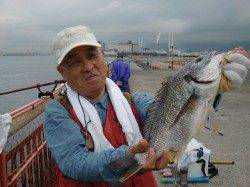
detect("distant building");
top-left (132, 43), bottom-right (141, 53)
top-left (104, 49), bottom-right (117, 57)
top-left (98, 40), bottom-right (106, 50)
top-left (118, 40), bottom-right (133, 53)
top-left (106, 40), bottom-right (142, 54)
top-left (168, 33), bottom-right (174, 53)
top-left (107, 44), bottom-right (119, 51)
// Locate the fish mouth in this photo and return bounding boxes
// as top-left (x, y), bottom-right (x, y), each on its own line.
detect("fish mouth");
top-left (184, 75), bottom-right (214, 84)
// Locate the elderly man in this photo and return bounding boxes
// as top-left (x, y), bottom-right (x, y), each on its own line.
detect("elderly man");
top-left (44, 25), bottom-right (249, 187)
top-left (44, 26), bottom-right (169, 187)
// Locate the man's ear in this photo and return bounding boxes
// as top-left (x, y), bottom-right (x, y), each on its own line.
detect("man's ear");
top-left (101, 49), bottom-right (104, 56)
top-left (57, 66), bottom-right (64, 75)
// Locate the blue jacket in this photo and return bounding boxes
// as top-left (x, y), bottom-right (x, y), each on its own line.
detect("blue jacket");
top-left (111, 60), bottom-right (131, 92)
top-left (44, 92), bottom-right (153, 183)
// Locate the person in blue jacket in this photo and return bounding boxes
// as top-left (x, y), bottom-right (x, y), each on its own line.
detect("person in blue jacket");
top-left (111, 54), bottom-right (131, 92)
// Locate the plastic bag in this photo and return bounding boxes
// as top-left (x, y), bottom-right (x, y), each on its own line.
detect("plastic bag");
top-left (178, 138), bottom-right (211, 178)
top-left (0, 113), bottom-right (11, 153)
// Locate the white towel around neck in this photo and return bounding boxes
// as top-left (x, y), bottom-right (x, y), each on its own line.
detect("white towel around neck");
top-left (66, 78), bottom-right (142, 152)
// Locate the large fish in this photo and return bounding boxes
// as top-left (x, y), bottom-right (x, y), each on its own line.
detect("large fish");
top-left (142, 52), bottom-right (222, 160)
top-left (117, 52), bottom-right (225, 182)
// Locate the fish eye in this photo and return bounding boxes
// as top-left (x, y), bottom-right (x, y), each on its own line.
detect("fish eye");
top-left (195, 57), bottom-right (202, 63)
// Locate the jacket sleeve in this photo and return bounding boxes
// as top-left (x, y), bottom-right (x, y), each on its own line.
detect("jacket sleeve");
top-left (44, 100), bottom-right (129, 184)
top-left (132, 92), bottom-right (154, 125)
top-left (123, 64), bottom-right (131, 82)
top-left (111, 63), bottom-right (118, 83)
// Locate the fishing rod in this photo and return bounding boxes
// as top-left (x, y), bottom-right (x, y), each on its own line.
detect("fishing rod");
top-left (0, 79), bottom-right (66, 98)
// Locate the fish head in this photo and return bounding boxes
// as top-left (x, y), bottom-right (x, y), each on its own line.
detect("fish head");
top-left (183, 52), bottom-right (224, 99)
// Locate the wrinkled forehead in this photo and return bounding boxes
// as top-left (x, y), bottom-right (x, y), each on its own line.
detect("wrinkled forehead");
top-left (61, 45), bottom-right (101, 64)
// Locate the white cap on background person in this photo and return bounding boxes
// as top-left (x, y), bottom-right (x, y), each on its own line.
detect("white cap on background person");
top-left (52, 25), bottom-right (101, 65)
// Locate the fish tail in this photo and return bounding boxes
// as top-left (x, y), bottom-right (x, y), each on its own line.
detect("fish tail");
top-left (108, 155), bottom-right (136, 170)
top-left (108, 155), bottom-right (143, 182)
top-left (119, 163), bottom-right (143, 183)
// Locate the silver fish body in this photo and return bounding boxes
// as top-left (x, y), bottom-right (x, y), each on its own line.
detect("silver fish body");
top-left (136, 52), bottom-right (223, 164)
top-left (115, 52), bottom-right (224, 182)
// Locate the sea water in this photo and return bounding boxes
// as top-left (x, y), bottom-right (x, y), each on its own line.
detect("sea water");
top-left (0, 56), bottom-right (140, 113)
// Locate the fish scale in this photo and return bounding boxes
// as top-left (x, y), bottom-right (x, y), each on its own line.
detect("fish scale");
top-left (144, 82), bottom-right (185, 132)
top-left (144, 77), bottom-right (192, 142)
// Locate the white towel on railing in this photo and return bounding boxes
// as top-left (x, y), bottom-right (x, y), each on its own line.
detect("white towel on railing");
top-left (66, 78), bottom-right (142, 152)
top-left (0, 113), bottom-right (11, 153)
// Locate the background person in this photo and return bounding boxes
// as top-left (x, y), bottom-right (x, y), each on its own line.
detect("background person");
top-left (111, 53), bottom-right (131, 92)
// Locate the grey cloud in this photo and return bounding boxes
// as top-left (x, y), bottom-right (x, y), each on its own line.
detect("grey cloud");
top-left (0, 0), bottom-right (249, 52)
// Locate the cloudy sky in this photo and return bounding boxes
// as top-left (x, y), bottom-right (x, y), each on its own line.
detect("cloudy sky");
top-left (0, 0), bottom-right (249, 52)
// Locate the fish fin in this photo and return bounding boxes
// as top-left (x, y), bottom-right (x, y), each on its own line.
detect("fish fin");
top-left (207, 106), bottom-right (220, 133)
top-left (204, 105), bottom-right (221, 135)
top-left (174, 149), bottom-right (187, 164)
top-left (168, 150), bottom-right (179, 163)
top-left (198, 123), bottom-right (205, 132)
top-left (119, 164), bottom-right (143, 183)
top-left (173, 94), bottom-right (199, 125)
top-left (211, 115), bottom-right (220, 134)
top-left (108, 155), bottom-right (136, 170)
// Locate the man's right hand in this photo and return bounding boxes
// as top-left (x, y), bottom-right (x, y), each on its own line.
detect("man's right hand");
top-left (127, 139), bottom-right (170, 171)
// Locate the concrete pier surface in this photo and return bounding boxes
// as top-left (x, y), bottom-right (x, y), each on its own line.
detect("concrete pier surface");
top-left (129, 55), bottom-right (196, 70)
top-left (129, 69), bottom-right (250, 186)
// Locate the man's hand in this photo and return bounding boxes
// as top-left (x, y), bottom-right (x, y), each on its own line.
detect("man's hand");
top-left (143, 148), bottom-right (170, 170)
top-left (219, 47), bottom-right (250, 92)
top-left (127, 139), bottom-right (170, 171)
top-left (127, 139), bottom-right (149, 155)
top-left (116, 81), bottom-right (123, 86)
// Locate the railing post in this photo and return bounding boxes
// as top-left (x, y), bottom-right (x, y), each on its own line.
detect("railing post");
top-left (0, 153), bottom-right (7, 187)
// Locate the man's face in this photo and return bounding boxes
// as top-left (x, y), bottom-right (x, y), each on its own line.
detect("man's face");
top-left (57, 45), bottom-right (108, 98)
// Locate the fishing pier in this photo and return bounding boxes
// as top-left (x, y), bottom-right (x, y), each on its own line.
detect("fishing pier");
top-left (0, 56), bottom-right (250, 186)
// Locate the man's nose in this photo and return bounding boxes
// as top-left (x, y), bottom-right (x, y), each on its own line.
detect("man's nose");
top-left (81, 60), bottom-right (95, 72)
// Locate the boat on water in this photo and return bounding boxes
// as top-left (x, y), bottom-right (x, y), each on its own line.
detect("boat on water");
top-left (0, 82), bottom-right (65, 186)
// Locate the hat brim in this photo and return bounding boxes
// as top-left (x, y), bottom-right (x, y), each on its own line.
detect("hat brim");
top-left (57, 41), bottom-right (101, 65)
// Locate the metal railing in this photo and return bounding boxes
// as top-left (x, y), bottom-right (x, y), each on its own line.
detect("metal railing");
top-left (0, 86), bottom-right (63, 187)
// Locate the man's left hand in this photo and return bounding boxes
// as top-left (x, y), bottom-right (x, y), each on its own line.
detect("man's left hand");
top-left (127, 139), bottom-right (170, 171)
top-left (219, 47), bottom-right (250, 92)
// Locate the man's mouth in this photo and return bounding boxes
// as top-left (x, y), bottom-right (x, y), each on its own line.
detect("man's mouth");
top-left (84, 74), bottom-right (99, 81)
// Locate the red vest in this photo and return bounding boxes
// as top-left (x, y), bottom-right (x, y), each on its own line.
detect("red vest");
top-left (56, 102), bottom-right (157, 187)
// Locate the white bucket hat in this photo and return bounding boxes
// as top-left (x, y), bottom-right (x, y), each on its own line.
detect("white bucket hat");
top-left (52, 25), bottom-right (101, 65)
